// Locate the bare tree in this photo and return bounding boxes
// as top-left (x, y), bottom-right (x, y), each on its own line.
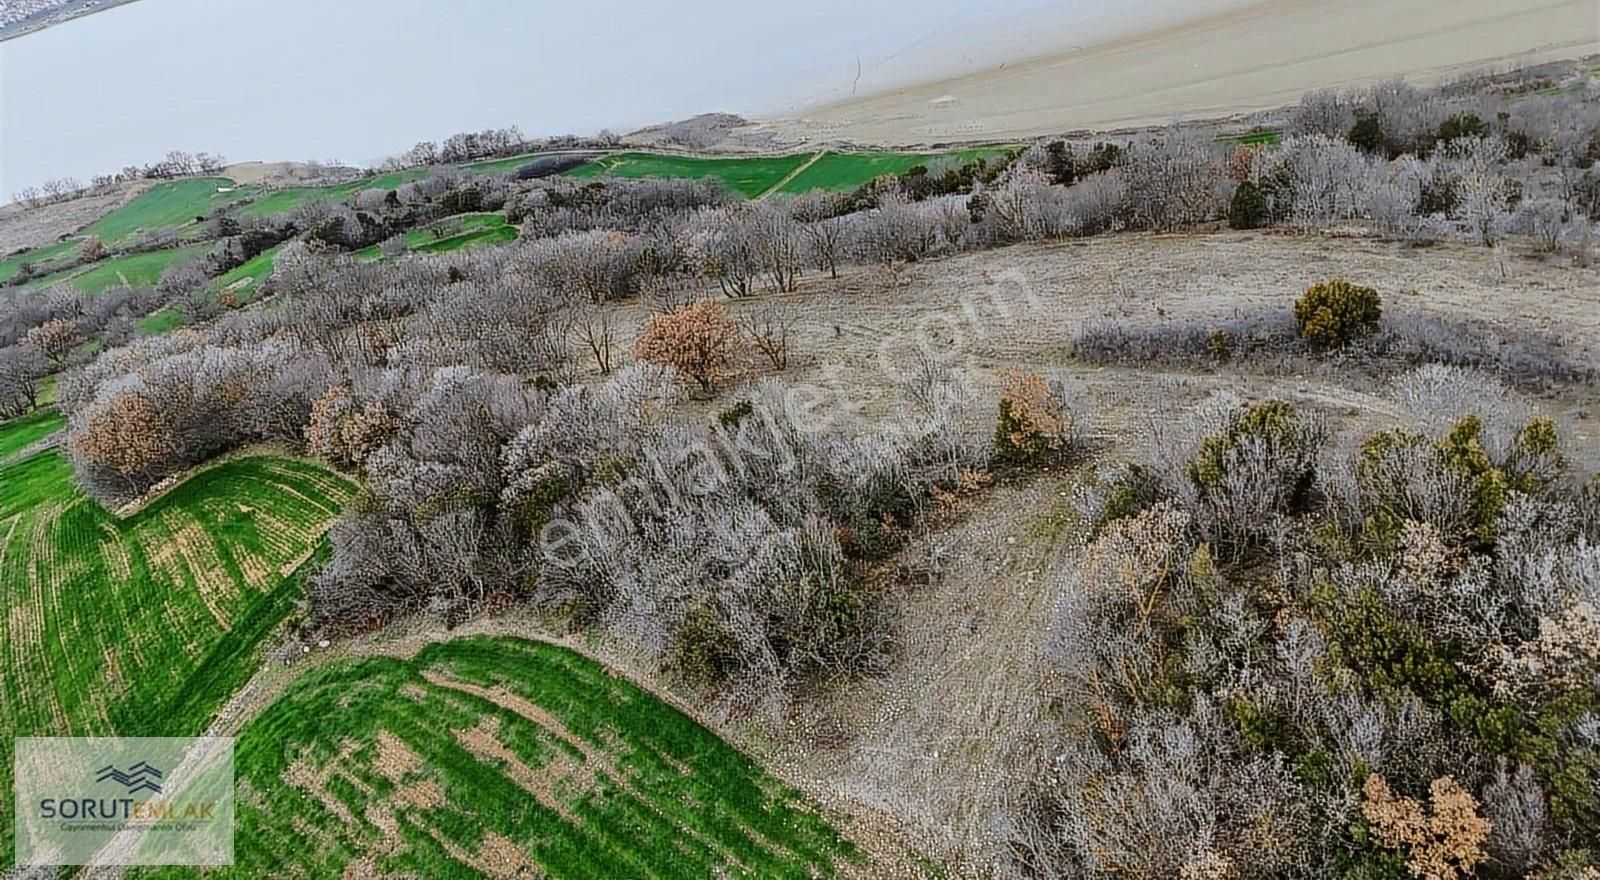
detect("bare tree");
top-left (739, 302), bottom-right (794, 370)
top-left (573, 304), bottom-right (619, 374)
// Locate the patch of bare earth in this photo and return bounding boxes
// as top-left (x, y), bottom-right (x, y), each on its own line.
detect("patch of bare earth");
top-left (762, 476), bottom-right (1074, 875)
top-left (475, 831), bottom-right (544, 879)
top-left (0, 183), bottom-right (141, 251)
top-left (453, 715), bottom-right (593, 821)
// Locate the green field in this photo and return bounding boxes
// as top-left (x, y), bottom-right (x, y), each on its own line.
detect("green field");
top-left (212, 242), bottom-right (285, 299)
top-left (0, 409), bottom-right (64, 460)
top-left (356, 214), bottom-right (518, 260)
top-left (137, 308), bottom-right (186, 335)
top-left (0, 238), bottom-right (83, 284)
top-left (84, 178), bottom-right (249, 244)
top-left (457, 151), bottom-right (551, 175)
top-left (23, 243), bottom-right (209, 293)
top-left (775, 147), bottom-right (1014, 195)
top-left (236, 168), bottom-right (434, 218)
top-left (237, 154), bottom-right (559, 218)
top-left (414, 223), bottom-right (519, 254)
top-left (565, 152), bottom-right (813, 198)
top-left (1222, 130), bottom-right (1282, 146)
top-left (137, 636), bottom-right (855, 879)
top-left (0, 449), bottom-right (356, 863)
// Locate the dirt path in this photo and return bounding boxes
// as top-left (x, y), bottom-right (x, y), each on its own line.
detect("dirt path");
top-left (757, 150), bottom-right (825, 199)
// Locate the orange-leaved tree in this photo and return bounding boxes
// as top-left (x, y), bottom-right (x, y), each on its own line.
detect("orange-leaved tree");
top-left (634, 298), bottom-right (741, 393)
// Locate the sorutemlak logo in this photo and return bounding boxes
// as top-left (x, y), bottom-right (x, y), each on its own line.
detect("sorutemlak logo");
top-left (13, 737), bottom-right (234, 867)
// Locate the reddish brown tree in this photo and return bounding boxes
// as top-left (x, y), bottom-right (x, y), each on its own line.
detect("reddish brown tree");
top-left (633, 299), bottom-right (741, 392)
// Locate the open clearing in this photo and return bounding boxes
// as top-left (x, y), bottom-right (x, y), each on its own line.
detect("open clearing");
top-left (235, 169), bottom-right (432, 218)
top-left (0, 409), bottom-right (64, 460)
top-left (83, 177), bottom-right (248, 244)
top-left (234, 157), bottom-right (542, 219)
top-left (0, 237), bottom-right (81, 283)
top-left (211, 242), bottom-right (286, 300)
top-left (565, 152), bottom-right (813, 198)
top-left (145, 635), bottom-right (856, 879)
top-left (0, 449), bottom-right (355, 863)
top-left (774, 148), bottom-right (1013, 194)
top-left (357, 213), bottom-right (519, 259)
top-left (21, 242), bottom-right (209, 293)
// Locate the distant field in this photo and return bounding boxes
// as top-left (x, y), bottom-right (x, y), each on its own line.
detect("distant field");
top-left (565, 152), bottom-right (812, 197)
top-left (22, 243), bottom-right (209, 293)
top-left (356, 213), bottom-right (518, 259)
top-left (136, 307), bottom-right (185, 335)
top-left (148, 636), bottom-right (855, 878)
top-left (1223, 129), bottom-right (1282, 146)
top-left (413, 223), bottom-right (517, 254)
top-left (457, 151), bottom-right (551, 175)
top-left (212, 242), bottom-right (284, 300)
top-left (0, 409), bottom-right (63, 460)
top-left (83, 178), bottom-right (248, 243)
top-left (0, 450), bottom-right (355, 863)
top-left (235, 168), bottom-right (434, 218)
top-left (775, 147), bottom-right (1014, 194)
top-left (0, 238), bottom-right (81, 283)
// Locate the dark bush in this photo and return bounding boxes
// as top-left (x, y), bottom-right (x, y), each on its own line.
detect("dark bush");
top-left (1294, 278), bottom-right (1382, 348)
top-left (1348, 113), bottom-right (1385, 153)
top-left (1436, 113), bottom-right (1487, 145)
top-left (1228, 180), bottom-right (1269, 229)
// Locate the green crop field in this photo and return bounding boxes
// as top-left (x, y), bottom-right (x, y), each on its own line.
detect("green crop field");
top-left (84, 178), bottom-right (250, 244)
top-left (0, 238), bottom-right (83, 283)
top-left (212, 242), bottom-right (285, 300)
top-left (0, 450), bottom-right (355, 863)
top-left (565, 152), bottom-right (812, 197)
top-left (133, 636), bottom-right (855, 879)
top-left (414, 224), bottom-right (518, 254)
top-left (22, 243), bottom-right (209, 293)
top-left (458, 151), bottom-right (549, 175)
top-left (137, 308), bottom-right (186, 335)
top-left (1223, 130), bottom-right (1282, 146)
top-left (356, 214), bottom-right (518, 260)
top-left (236, 168), bottom-right (434, 219)
top-left (0, 409), bottom-right (64, 460)
top-left (775, 147), bottom-right (1014, 195)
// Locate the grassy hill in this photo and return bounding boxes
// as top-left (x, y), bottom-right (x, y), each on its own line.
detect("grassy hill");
top-left (83, 178), bottom-right (249, 244)
top-left (564, 152), bottom-right (813, 197)
top-left (20, 242), bottom-right (209, 293)
top-left (0, 439), bottom-right (356, 864)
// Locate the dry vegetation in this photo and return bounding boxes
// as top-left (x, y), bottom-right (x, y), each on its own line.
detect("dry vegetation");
top-left (2, 64), bottom-right (1598, 877)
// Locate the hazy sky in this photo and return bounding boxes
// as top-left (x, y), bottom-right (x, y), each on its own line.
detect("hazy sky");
top-left (0, 0), bottom-right (1251, 197)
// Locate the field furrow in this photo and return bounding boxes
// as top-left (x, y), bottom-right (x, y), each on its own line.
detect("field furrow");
top-left (0, 447), bottom-right (355, 864)
top-left (133, 636), bottom-right (859, 878)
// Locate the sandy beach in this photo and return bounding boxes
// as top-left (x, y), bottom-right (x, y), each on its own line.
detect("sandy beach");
top-left (783, 0), bottom-right (1600, 145)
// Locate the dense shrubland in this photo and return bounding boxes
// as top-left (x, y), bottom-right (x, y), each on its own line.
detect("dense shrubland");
top-left (999, 367), bottom-right (1600, 878)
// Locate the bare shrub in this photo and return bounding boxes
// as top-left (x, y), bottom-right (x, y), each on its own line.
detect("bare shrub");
top-left (572, 303), bottom-right (618, 374)
top-left (738, 302), bottom-right (793, 371)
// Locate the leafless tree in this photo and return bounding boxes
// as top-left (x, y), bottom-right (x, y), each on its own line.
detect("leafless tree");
top-left (739, 302), bottom-right (794, 370)
top-left (572, 304), bottom-right (619, 374)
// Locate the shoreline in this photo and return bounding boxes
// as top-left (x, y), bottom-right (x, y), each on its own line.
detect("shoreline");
top-left (0, 0), bottom-right (143, 42)
top-left (783, 0), bottom-right (1600, 146)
